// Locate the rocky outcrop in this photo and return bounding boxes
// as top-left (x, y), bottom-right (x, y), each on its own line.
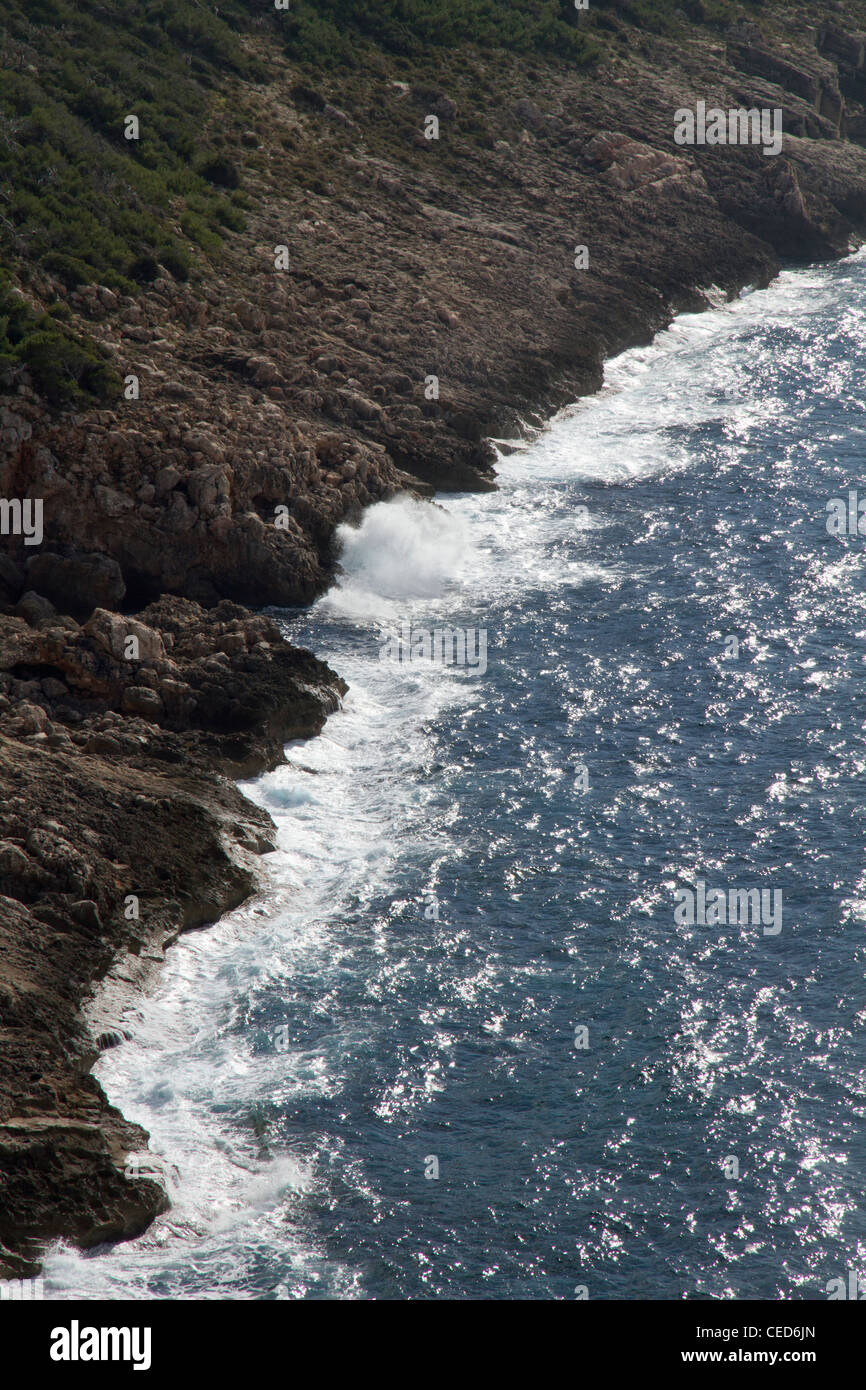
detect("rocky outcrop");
top-left (0, 595), bottom-right (343, 774)
top-left (727, 35), bottom-right (845, 133)
top-left (583, 131), bottom-right (707, 194)
top-left (0, 597), bottom-right (344, 1274)
top-left (818, 19), bottom-right (866, 116)
top-left (5, 12), bottom-right (866, 531)
top-left (0, 390), bottom-right (416, 610)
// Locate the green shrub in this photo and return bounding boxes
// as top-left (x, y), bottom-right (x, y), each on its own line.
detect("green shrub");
top-left (199, 156), bottom-right (240, 188)
top-left (128, 254), bottom-right (161, 284)
top-left (0, 276), bottom-right (120, 406)
top-left (281, 0), bottom-right (601, 65)
top-left (180, 212), bottom-right (221, 253)
top-left (213, 201), bottom-right (246, 232)
top-left (40, 253), bottom-right (92, 289)
top-left (158, 247), bottom-right (192, 281)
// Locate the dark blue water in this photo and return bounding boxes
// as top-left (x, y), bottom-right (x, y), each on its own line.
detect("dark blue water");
top-left (54, 255), bottom-right (866, 1299)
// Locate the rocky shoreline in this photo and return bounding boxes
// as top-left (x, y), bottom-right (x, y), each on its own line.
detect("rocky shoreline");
top-left (5, 5), bottom-right (866, 1276)
top-left (0, 598), bottom-right (345, 1276)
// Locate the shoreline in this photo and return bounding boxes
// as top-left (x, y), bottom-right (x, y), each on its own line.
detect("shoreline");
top-left (6, 4), bottom-right (866, 1276)
top-left (17, 254), bottom-right (818, 1278)
top-left (52, 247), bottom-right (856, 1301)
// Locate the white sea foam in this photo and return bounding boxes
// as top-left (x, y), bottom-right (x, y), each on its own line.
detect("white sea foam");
top-left (321, 494), bottom-right (470, 621)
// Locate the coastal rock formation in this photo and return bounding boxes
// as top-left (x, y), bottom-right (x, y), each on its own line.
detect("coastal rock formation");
top-left (0, 598), bottom-right (344, 1274)
top-left (6, 0), bottom-right (866, 1273)
top-left (1, 393), bottom-right (415, 609)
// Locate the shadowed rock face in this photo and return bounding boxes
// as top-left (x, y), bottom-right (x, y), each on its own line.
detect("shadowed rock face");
top-left (5, 2), bottom-right (866, 1272)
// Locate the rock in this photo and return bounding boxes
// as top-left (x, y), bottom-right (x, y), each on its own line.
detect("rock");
top-left (0, 554), bottom-right (25, 603)
top-left (40, 677), bottom-right (68, 698)
top-left (12, 702), bottom-right (48, 734)
top-left (182, 429), bottom-right (224, 463)
top-left (25, 553), bottom-right (126, 619)
top-left (186, 466), bottom-right (231, 517)
top-left (584, 131), bottom-right (702, 193)
top-left (0, 405), bottom-right (32, 447)
top-left (818, 23), bottom-right (866, 68)
top-left (770, 159), bottom-right (808, 220)
top-left (512, 98), bottom-right (544, 128)
top-left (84, 732), bottom-right (122, 754)
top-left (246, 356), bottom-right (282, 386)
top-left (70, 899), bottom-right (102, 931)
top-left (233, 300), bottom-right (266, 331)
top-left (727, 39), bottom-right (842, 125)
top-left (323, 103), bottom-right (354, 126)
top-left (155, 467), bottom-right (182, 497)
top-left (164, 491), bottom-right (196, 533)
top-left (412, 86), bottom-right (457, 122)
top-left (0, 841), bottom-right (38, 881)
top-left (13, 593), bottom-right (57, 633)
top-left (337, 389), bottom-right (385, 422)
top-left (83, 610), bottom-right (165, 664)
top-left (120, 686), bottom-right (163, 716)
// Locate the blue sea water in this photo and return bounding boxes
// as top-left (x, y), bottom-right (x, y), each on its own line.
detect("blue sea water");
top-left (49, 253), bottom-right (866, 1299)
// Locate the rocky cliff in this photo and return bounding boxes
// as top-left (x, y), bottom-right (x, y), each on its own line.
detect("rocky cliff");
top-left (3, 0), bottom-right (866, 1274)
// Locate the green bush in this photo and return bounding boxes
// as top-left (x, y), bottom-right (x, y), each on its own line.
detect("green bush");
top-left (0, 0), bottom-right (733, 310)
top-left (180, 212), bottom-right (221, 253)
top-left (199, 156), bottom-right (241, 188)
top-left (128, 254), bottom-right (161, 284)
top-left (0, 276), bottom-right (120, 406)
top-left (214, 201), bottom-right (247, 233)
top-left (0, 0), bottom-right (751, 410)
top-left (40, 253), bottom-right (91, 289)
top-left (158, 247), bottom-right (192, 282)
top-left (281, 0), bottom-right (601, 65)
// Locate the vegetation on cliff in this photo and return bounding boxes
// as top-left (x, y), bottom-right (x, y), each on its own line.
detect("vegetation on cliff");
top-left (0, 274), bottom-right (119, 405)
top-left (0, 0), bottom-right (259, 299)
top-left (0, 0), bottom-right (767, 313)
